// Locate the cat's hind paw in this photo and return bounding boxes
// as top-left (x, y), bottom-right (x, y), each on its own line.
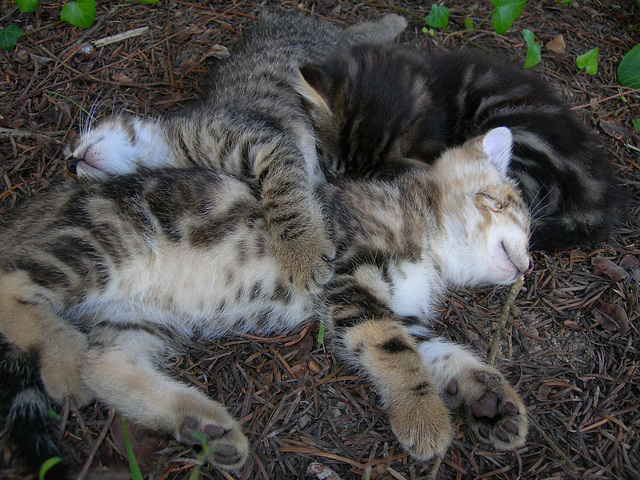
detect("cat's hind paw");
top-left (178, 414), bottom-right (248, 469)
top-left (445, 367), bottom-right (527, 450)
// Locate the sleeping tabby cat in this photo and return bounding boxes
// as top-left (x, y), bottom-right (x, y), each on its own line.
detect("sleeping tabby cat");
top-left (1, 128), bottom-right (530, 474)
top-left (64, 13), bottom-right (407, 295)
top-left (296, 44), bottom-right (627, 249)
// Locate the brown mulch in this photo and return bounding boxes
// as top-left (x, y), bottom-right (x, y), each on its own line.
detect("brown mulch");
top-left (1, 1), bottom-right (638, 479)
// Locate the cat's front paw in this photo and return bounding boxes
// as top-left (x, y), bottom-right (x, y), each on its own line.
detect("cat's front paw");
top-left (445, 367), bottom-right (527, 450)
top-left (178, 414), bottom-right (248, 470)
top-left (273, 231), bottom-right (336, 294)
top-left (388, 389), bottom-right (453, 461)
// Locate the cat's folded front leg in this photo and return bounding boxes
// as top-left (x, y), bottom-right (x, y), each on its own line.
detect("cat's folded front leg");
top-left (338, 319), bottom-right (453, 461)
top-left (261, 161), bottom-right (335, 294)
top-left (416, 337), bottom-right (528, 450)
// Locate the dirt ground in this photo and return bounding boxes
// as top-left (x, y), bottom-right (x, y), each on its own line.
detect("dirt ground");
top-left (0, 1), bottom-right (639, 479)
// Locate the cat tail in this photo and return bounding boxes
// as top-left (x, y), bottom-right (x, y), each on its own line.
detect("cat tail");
top-left (345, 14), bottom-right (408, 45)
top-left (0, 336), bottom-right (67, 480)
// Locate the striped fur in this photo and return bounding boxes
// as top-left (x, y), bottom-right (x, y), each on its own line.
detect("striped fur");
top-left (296, 44), bottom-right (628, 250)
top-left (1, 129), bottom-right (529, 473)
top-left (65, 14), bottom-right (407, 296)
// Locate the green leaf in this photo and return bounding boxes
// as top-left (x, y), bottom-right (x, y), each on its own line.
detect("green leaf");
top-left (39, 458), bottom-right (62, 480)
top-left (577, 47), bottom-right (599, 75)
top-left (14, 0), bottom-right (39, 13)
top-left (464, 18), bottom-right (474, 30)
top-left (122, 420), bottom-right (144, 480)
top-left (60, 0), bottom-right (96, 29)
top-left (618, 43), bottom-right (640, 88)
top-left (424, 4), bottom-right (449, 29)
top-left (491, 0), bottom-right (526, 35)
top-left (0, 24), bottom-right (24, 50)
top-left (521, 29), bottom-right (541, 68)
top-left (633, 118), bottom-right (640, 131)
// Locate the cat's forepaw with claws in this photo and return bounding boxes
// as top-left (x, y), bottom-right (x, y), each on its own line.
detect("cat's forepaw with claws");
top-left (445, 367), bottom-right (528, 450)
top-left (273, 230), bottom-right (336, 294)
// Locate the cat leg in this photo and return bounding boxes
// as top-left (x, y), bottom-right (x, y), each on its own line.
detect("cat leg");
top-left (82, 330), bottom-right (248, 470)
top-left (259, 148), bottom-right (336, 294)
top-left (415, 336), bottom-right (528, 450)
top-left (337, 319), bottom-right (453, 461)
top-left (0, 270), bottom-right (92, 405)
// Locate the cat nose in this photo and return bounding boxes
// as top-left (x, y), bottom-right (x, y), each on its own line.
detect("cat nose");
top-left (65, 156), bottom-right (80, 177)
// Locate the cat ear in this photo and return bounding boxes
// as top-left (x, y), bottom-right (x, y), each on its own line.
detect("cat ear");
top-left (482, 127), bottom-right (512, 176)
top-left (294, 65), bottom-right (332, 113)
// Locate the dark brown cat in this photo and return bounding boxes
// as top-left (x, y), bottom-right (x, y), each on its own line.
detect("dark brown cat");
top-left (296, 44), bottom-right (628, 250)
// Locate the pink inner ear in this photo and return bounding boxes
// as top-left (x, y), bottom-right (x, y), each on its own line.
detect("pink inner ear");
top-left (482, 127), bottom-right (512, 175)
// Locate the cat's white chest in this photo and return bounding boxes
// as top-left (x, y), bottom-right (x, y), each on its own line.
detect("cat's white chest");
top-left (389, 259), bottom-right (441, 318)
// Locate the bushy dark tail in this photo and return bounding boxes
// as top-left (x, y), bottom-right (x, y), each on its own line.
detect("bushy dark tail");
top-left (0, 335), bottom-right (67, 479)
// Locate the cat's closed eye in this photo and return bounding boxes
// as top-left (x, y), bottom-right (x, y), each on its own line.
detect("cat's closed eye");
top-left (477, 191), bottom-right (508, 212)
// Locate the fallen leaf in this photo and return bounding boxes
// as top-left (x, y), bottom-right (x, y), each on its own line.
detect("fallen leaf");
top-left (308, 358), bottom-right (322, 373)
top-left (280, 325), bottom-right (313, 360)
top-left (538, 383), bottom-right (551, 400)
top-left (307, 462), bottom-right (343, 480)
top-left (290, 360), bottom-right (309, 378)
top-left (596, 303), bottom-right (629, 335)
top-left (260, 371), bottom-right (273, 389)
top-left (592, 257), bottom-right (628, 282)
top-left (113, 71), bottom-right (133, 83)
top-left (599, 119), bottom-right (632, 140)
top-left (620, 254), bottom-right (639, 269)
top-left (174, 29), bottom-right (193, 43)
top-left (545, 34), bottom-right (566, 54)
top-left (14, 49), bottom-right (30, 64)
top-left (620, 254), bottom-right (640, 281)
top-left (563, 319), bottom-right (579, 329)
top-left (62, 43), bottom-right (97, 63)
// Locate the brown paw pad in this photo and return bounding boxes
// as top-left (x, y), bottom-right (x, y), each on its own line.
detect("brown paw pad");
top-left (213, 443), bottom-right (241, 465)
top-left (181, 416), bottom-right (227, 445)
top-left (447, 368), bottom-right (528, 450)
top-left (469, 391), bottom-right (499, 419)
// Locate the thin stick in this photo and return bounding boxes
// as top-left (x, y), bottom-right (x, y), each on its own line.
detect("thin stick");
top-left (0, 127), bottom-right (67, 139)
top-left (425, 454), bottom-right (444, 480)
top-left (386, 466), bottom-right (408, 480)
top-left (76, 408), bottom-right (116, 480)
top-left (529, 414), bottom-right (578, 471)
top-left (93, 27), bottom-right (149, 48)
top-left (571, 87), bottom-right (640, 110)
top-left (487, 275), bottom-right (524, 366)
